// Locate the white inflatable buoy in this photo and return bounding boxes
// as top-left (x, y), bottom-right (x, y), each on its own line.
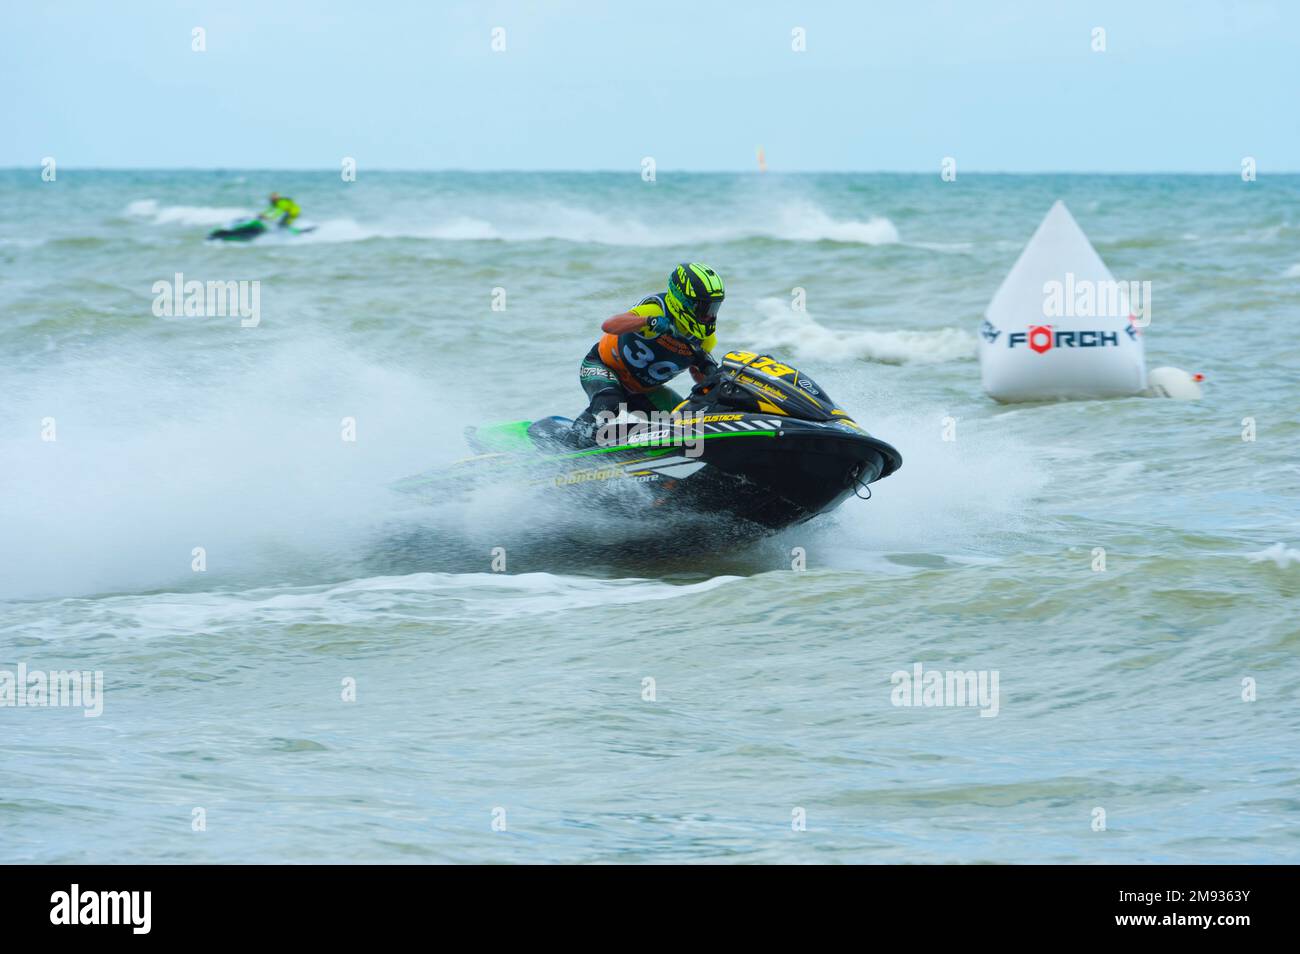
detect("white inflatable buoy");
top-left (980, 200), bottom-right (1146, 402)
top-left (1145, 366), bottom-right (1204, 400)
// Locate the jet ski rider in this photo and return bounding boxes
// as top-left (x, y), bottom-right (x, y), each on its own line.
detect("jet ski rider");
top-left (571, 262), bottom-right (725, 447)
top-left (260, 192), bottom-right (301, 228)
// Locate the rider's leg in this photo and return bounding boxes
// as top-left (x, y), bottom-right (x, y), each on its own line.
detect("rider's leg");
top-left (572, 345), bottom-right (628, 446)
top-left (641, 385), bottom-right (684, 415)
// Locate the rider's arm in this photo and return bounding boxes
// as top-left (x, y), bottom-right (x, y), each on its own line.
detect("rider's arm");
top-left (689, 337), bottom-right (719, 383)
top-left (603, 302), bottom-right (673, 335)
top-left (601, 312), bottom-right (645, 335)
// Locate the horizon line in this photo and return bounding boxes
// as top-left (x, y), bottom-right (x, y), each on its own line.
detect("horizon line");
top-left (3, 166), bottom-right (1295, 177)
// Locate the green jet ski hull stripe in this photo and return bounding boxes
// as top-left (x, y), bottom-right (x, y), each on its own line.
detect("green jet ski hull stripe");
top-left (389, 429), bottom-right (780, 493)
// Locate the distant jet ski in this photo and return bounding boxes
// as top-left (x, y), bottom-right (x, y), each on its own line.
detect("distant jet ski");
top-left (207, 217), bottom-right (316, 242)
top-left (393, 351), bottom-right (902, 535)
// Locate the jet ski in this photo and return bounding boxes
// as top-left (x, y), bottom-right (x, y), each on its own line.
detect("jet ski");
top-left (207, 217), bottom-right (316, 242)
top-left (393, 351), bottom-right (902, 534)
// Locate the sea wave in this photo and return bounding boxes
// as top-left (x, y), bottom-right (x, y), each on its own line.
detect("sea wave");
top-left (2, 571), bottom-right (743, 640)
top-left (123, 197), bottom-right (901, 247)
top-left (1247, 542), bottom-right (1300, 568)
top-left (125, 199), bottom-right (252, 226)
top-left (740, 297), bottom-right (977, 365)
top-left (330, 203), bottom-right (899, 247)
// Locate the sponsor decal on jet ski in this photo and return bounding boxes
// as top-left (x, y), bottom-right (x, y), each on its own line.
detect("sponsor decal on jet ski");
top-left (554, 465), bottom-right (659, 486)
top-left (594, 407), bottom-right (705, 454)
top-left (736, 374), bottom-right (792, 401)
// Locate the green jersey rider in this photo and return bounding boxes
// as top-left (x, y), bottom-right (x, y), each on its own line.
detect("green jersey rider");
top-left (260, 192), bottom-right (301, 228)
top-left (571, 262), bottom-right (725, 446)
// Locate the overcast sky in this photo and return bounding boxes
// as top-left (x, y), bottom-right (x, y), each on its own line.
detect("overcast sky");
top-left (4, 0), bottom-right (1296, 172)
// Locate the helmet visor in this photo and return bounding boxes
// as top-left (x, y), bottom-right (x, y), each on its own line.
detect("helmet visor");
top-left (698, 297), bottom-right (722, 321)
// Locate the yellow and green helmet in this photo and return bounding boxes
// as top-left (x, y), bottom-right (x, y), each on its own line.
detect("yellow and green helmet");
top-left (665, 263), bottom-right (724, 341)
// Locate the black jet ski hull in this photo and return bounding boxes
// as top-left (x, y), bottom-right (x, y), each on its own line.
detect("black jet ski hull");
top-left (679, 422), bottom-right (897, 527)
top-left (393, 351), bottom-right (903, 542)
top-left (396, 416), bottom-right (900, 531)
top-left (207, 219), bottom-right (317, 242)
top-left (207, 219), bottom-right (267, 242)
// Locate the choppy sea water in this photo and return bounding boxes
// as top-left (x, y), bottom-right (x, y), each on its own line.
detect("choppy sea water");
top-left (1, 171), bottom-right (1298, 863)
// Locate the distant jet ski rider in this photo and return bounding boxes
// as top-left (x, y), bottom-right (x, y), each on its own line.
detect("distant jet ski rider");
top-left (260, 192), bottom-right (301, 228)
